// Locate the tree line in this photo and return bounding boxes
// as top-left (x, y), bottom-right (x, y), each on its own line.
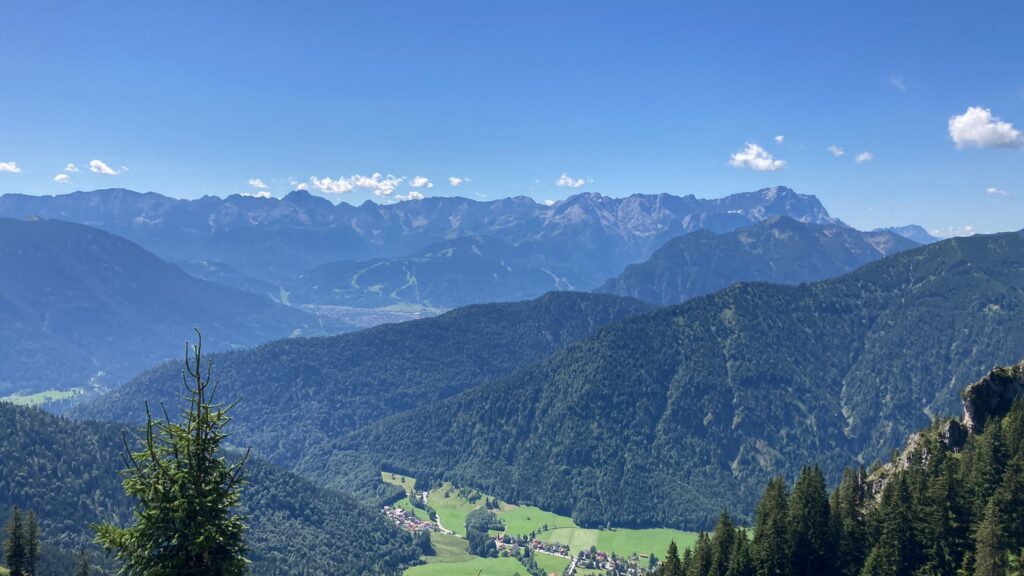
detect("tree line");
top-left (657, 398), bottom-right (1024, 576)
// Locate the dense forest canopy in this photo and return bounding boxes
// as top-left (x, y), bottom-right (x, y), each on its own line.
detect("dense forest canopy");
top-left (333, 232), bottom-right (1024, 529)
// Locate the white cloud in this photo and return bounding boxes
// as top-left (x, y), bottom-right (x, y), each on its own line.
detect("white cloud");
top-left (64, 163), bottom-right (79, 172)
top-left (307, 173), bottom-right (404, 196)
top-left (448, 176), bottom-right (470, 187)
top-left (407, 190), bottom-right (424, 200)
top-left (0, 161), bottom-right (21, 173)
top-left (556, 173), bottom-right (590, 188)
top-left (241, 190), bottom-right (273, 199)
top-left (543, 199), bottom-right (557, 206)
top-left (729, 143), bottom-right (786, 171)
top-left (774, 135), bottom-right (785, 144)
top-left (855, 151), bottom-right (874, 163)
top-left (889, 75), bottom-right (907, 92)
top-left (948, 106), bottom-right (1022, 149)
top-left (248, 177), bottom-right (268, 189)
top-left (930, 225), bottom-right (975, 238)
top-left (53, 173), bottom-right (71, 183)
top-left (827, 145), bottom-right (845, 157)
top-left (295, 182), bottom-right (309, 191)
top-left (986, 187), bottom-right (1012, 197)
top-left (89, 159), bottom-right (119, 175)
top-left (409, 176), bottom-right (433, 188)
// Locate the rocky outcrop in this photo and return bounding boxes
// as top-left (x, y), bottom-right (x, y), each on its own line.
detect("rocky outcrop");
top-left (961, 360), bottom-right (1024, 434)
top-left (869, 360), bottom-right (1024, 498)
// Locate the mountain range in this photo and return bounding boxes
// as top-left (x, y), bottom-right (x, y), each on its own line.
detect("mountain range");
top-left (0, 217), bottom-right (349, 396)
top-left (0, 186), bottom-right (841, 290)
top-left (596, 216), bottom-right (920, 305)
top-left (74, 231), bottom-right (1024, 531)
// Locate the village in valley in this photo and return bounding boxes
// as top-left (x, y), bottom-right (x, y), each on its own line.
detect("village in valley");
top-left (381, 472), bottom-right (677, 576)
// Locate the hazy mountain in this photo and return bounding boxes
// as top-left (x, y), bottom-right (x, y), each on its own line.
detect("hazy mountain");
top-left (0, 217), bottom-right (348, 395)
top-left (0, 402), bottom-right (422, 575)
top-left (176, 259), bottom-right (280, 296)
top-left (875, 224), bottom-right (939, 245)
top-left (72, 292), bottom-right (653, 471)
top-left (0, 186), bottom-right (838, 288)
top-left (288, 235), bottom-right (575, 309)
top-left (328, 231), bottom-right (1024, 529)
top-left (596, 217), bottom-right (919, 305)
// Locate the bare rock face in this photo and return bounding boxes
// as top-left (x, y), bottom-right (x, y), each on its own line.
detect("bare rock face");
top-left (961, 360), bottom-right (1024, 434)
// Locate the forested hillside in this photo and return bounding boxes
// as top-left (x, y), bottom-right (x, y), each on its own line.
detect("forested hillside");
top-left (73, 292), bottom-right (652, 477)
top-left (332, 231), bottom-right (1024, 530)
top-left (0, 217), bottom-right (348, 395)
top-left (597, 216), bottom-right (918, 305)
top-left (0, 402), bottom-right (422, 575)
top-left (658, 361), bottom-right (1024, 576)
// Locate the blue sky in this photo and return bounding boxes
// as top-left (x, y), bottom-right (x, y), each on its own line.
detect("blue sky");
top-left (1, 1), bottom-right (1022, 235)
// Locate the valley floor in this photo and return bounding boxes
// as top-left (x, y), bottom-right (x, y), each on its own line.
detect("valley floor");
top-left (382, 472), bottom-right (698, 576)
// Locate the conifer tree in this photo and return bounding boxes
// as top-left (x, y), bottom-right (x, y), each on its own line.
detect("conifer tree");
top-left (24, 510), bottom-right (38, 576)
top-left (833, 468), bottom-right (868, 576)
top-left (974, 498), bottom-right (1008, 576)
top-left (95, 331), bottom-right (250, 576)
top-left (709, 512), bottom-right (736, 576)
top-left (689, 532), bottom-right (712, 576)
top-left (752, 477), bottom-right (790, 576)
top-left (659, 540), bottom-right (683, 576)
top-left (787, 466), bottom-right (834, 576)
top-left (726, 530), bottom-right (755, 576)
top-left (860, 475), bottom-right (919, 576)
top-left (4, 507), bottom-right (26, 576)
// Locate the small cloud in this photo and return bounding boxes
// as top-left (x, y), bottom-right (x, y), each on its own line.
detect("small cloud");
top-left (556, 172), bottom-right (591, 188)
top-left (889, 75), bottom-right (907, 92)
top-left (53, 173), bottom-right (71, 183)
top-left (63, 163), bottom-right (79, 172)
top-left (295, 182), bottom-right (309, 191)
top-left (308, 173), bottom-right (403, 196)
top-left (930, 225), bottom-right (975, 238)
top-left (89, 159), bottom-right (119, 175)
top-left (407, 190), bottom-right (425, 200)
top-left (448, 176), bottom-right (470, 187)
top-left (0, 161), bottom-right (21, 173)
top-left (119, 166), bottom-right (130, 173)
top-left (986, 187), bottom-right (1012, 197)
top-left (729, 143), bottom-right (786, 171)
top-left (543, 199), bottom-right (557, 206)
top-left (855, 151), bottom-right (875, 163)
top-left (827, 145), bottom-right (845, 157)
top-left (409, 176), bottom-right (433, 188)
top-left (248, 178), bottom-right (268, 189)
top-left (774, 135), bottom-right (785, 144)
top-left (240, 190), bottom-right (273, 199)
top-left (949, 106), bottom-right (1022, 149)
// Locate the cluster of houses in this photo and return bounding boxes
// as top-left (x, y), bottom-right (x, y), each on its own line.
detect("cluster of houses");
top-left (570, 548), bottom-right (654, 576)
top-left (382, 504), bottom-right (437, 533)
top-left (491, 533), bottom-right (571, 557)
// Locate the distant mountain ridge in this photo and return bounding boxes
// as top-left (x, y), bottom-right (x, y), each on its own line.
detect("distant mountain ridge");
top-left (0, 186), bottom-right (839, 287)
top-left (596, 216), bottom-right (919, 305)
top-left (0, 217), bottom-right (348, 395)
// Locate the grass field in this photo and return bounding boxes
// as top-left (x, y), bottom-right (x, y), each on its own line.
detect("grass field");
top-left (497, 503), bottom-right (577, 536)
top-left (1, 388), bottom-right (82, 407)
top-left (381, 471), bottom-right (417, 494)
top-left (404, 532), bottom-right (526, 576)
top-left (533, 552), bottom-right (571, 574)
top-left (540, 526), bottom-right (699, 559)
top-left (427, 482), bottom-right (486, 537)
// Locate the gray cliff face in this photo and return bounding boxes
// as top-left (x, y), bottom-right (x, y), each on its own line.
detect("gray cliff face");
top-left (871, 360), bottom-right (1024, 496)
top-left (961, 360), bottom-right (1024, 433)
